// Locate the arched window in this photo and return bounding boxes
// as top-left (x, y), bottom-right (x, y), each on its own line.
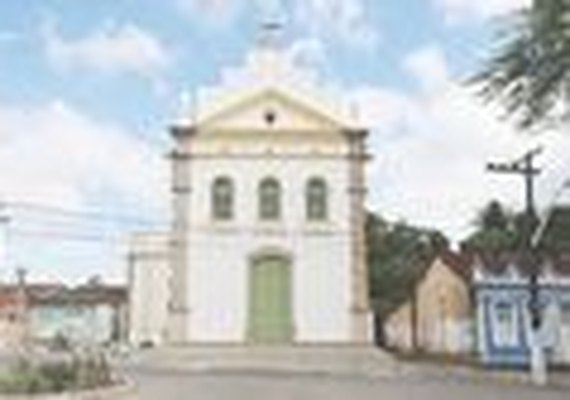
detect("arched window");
top-left (259, 178), bottom-right (281, 221)
top-left (306, 177), bottom-right (328, 221)
top-left (212, 177), bottom-right (234, 221)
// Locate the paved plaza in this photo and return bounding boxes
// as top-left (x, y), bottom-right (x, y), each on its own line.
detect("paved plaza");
top-left (119, 347), bottom-right (570, 399)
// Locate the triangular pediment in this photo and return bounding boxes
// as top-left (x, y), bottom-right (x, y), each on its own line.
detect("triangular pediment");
top-left (195, 88), bottom-right (352, 132)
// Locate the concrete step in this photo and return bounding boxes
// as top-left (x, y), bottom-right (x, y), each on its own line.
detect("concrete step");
top-left (129, 346), bottom-right (401, 377)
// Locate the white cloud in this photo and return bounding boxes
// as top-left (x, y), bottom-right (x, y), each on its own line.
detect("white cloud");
top-left (351, 87), bottom-right (416, 137)
top-left (354, 45), bottom-right (570, 241)
top-left (256, 0), bottom-right (283, 16)
top-left (0, 101), bottom-right (167, 213)
top-left (286, 37), bottom-right (328, 70)
top-left (0, 101), bottom-right (169, 282)
top-left (294, 0), bottom-right (379, 51)
top-left (176, 0), bottom-right (245, 28)
top-left (434, 0), bottom-right (531, 24)
top-left (41, 21), bottom-right (170, 81)
top-left (403, 45), bottom-right (450, 93)
top-left (174, 0), bottom-right (378, 51)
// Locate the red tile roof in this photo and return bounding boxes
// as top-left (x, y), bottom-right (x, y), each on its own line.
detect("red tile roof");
top-left (0, 286), bottom-right (23, 311)
top-left (473, 251), bottom-right (570, 277)
top-left (437, 251), bottom-right (474, 282)
top-left (0, 282), bottom-right (127, 307)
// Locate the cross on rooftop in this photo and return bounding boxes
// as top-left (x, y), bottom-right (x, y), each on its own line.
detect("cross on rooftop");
top-left (256, 0), bottom-right (286, 49)
top-left (258, 20), bottom-right (284, 49)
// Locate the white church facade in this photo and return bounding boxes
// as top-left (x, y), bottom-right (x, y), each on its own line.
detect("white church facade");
top-left (130, 43), bottom-right (372, 345)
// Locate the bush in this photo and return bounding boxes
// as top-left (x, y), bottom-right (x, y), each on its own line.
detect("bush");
top-left (0, 362), bottom-right (53, 394)
top-left (0, 353), bottom-right (115, 394)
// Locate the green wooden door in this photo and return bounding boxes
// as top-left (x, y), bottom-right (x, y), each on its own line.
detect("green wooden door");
top-left (248, 256), bottom-right (292, 344)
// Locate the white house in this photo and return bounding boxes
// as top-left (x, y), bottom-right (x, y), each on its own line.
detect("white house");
top-left (130, 38), bottom-right (373, 346)
top-left (473, 252), bottom-right (570, 366)
top-left (27, 282), bottom-right (127, 345)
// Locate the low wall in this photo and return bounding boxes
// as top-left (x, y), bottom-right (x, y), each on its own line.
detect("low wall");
top-left (0, 382), bottom-right (136, 400)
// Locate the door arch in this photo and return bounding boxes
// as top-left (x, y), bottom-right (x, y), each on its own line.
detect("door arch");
top-left (248, 252), bottom-right (293, 344)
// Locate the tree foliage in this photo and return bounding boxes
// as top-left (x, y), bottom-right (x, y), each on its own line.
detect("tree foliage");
top-left (473, 0), bottom-right (570, 130)
top-left (461, 200), bottom-right (570, 254)
top-left (366, 212), bottom-right (449, 320)
top-left (462, 200), bottom-right (520, 252)
top-left (539, 206), bottom-right (570, 253)
top-left (479, 200), bottom-right (510, 231)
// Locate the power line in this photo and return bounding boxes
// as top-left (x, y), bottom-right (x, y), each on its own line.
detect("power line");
top-left (7, 227), bottom-right (126, 244)
top-left (0, 199), bottom-right (169, 245)
top-left (6, 214), bottom-right (166, 236)
top-left (0, 199), bottom-right (166, 226)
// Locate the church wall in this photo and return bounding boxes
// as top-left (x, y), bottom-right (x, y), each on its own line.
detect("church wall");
top-left (294, 233), bottom-right (351, 342)
top-left (128, 232), bottom-right (171, 346)
top-left (186, 155), bottom-right (354, 343)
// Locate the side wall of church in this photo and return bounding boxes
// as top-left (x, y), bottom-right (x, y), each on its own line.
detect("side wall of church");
top-left (128, 233), bottom-right (171, 346)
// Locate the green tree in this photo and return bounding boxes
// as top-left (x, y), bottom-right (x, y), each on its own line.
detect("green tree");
top-left (462, 200), bottom-right (518, 252)
top-left (538, 206), bottom-right (570, 253)
top-left (473, 0), bottom-right (570, 130)
top-left (461, 200), bottom-right (570, 254)
top-left (479, 200), bottom-right (510, 230)
top-left (366, 212), bottom-right (449, 344)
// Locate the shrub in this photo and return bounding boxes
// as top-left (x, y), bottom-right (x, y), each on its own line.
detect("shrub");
top-left (0, 353), bottom-right (115, 394)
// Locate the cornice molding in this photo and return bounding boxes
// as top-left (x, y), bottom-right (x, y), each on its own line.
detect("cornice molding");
top-left (170, 125), bottom-right (197, 141)
top-left (342, 128), bottom-right (369, 139)
top-left (181, 152), bottom-right (355, 160)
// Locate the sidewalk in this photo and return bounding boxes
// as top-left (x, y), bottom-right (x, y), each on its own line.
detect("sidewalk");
top-left (395, 353), bottom-right (570, 389)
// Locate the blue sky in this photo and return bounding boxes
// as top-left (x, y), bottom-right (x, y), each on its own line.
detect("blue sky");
top-left (0, 0), bottom-right (568, 284)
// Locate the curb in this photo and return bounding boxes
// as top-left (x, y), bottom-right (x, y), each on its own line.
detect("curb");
top-left (402, 361), bottom-right (570, 389)
top-left (0, 382), bottom-right (137, 400)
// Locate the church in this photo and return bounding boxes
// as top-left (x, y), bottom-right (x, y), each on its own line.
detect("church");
top-left (130, 34), bottom-right (373, 345)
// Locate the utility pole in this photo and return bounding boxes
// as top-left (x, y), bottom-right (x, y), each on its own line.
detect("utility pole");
top-left (15, 267), bottom-right (31, 354)
top-left (487, 146), bottom-right (546, 385)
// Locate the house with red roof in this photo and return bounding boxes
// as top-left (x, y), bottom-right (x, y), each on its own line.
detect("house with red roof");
top-left (384, 252), bottom-right (474, 355)
top-left (0, 278), bottom-right (128, 349)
